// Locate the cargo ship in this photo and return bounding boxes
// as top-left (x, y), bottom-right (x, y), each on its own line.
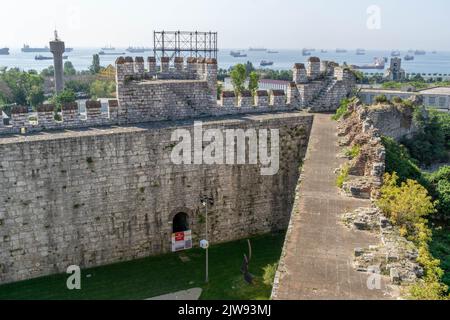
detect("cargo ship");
top-left (356, 48), bottom-right (366, 55)
top-left (415, 50), bottom-right (426, 55)
top-left (336, 48), bottom-right (347, 53)
top-left (99, 51), bottom-right (125, 56)
top-left (0, 47), bottom-right (9, 55)
top-left (352, 57), bottom-right (385, 70)
top-left (126, 47), bottom-right (152, 53)
top-left (260, 60), bottom-right (274, 67)
top-left (230, 51), bottom-right (247, 58)
top-left (22, 44), bottom-right (73, 53)
top-left (391, 50), bottom-right (401, 57)
top-left (101, 45), bottom-right (115, 51)
top-left (249, 47), bottom-right (267, 52)
top-left (404, 55), bottom-right (414, 61)
top-left (35, 55), bottom-right (68, 60)
top-left (267, 50), bottom-right (279, 54)
top-left (302, 48), bottom-right (311, 56)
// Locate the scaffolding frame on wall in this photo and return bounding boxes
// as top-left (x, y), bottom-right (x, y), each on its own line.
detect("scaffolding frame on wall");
top-left (153, 31), bottom-right (218, 62)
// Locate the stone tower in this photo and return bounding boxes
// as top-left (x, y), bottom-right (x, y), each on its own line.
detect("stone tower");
top-left (385, 57), bottom-right (405, 81)
top-left (49, 30), bottom-right (65, 93)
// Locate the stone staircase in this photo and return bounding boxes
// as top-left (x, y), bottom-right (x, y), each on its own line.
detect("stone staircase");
top-left (307, 78), bottom-right (339, 111)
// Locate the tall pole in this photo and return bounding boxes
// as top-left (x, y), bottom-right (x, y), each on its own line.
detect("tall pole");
top-left (205, 203), bottom-right (209, 283)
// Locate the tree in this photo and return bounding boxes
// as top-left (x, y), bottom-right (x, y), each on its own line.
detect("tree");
top-left (248, 71), bottom-right (259, 94)
top-left (89, 80), bottom-right (115, 99)
top-left (90, 54), bottom-right (101, 74)
top-left (377, 172), bottom-right (436, 236)
top-left (230, 64), bottom-right (247, 95)
top-left (0, 68), bottom-right (44, 106)
top-left (52, 88), bottom-right (76, 112)
top-left (27, 85), bottom-right (45, 108)
top-left (41, 65), bottom-right (55, 77)
top-left (245, 61), bottom-right (255, 75)
top-left (64, 61), bottom-right (76, 76)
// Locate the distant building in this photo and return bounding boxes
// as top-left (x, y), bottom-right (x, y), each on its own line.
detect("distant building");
top-left (358, 86), bottom-right (450, 112)
top-left (224, 77), bottom-right (289, 92)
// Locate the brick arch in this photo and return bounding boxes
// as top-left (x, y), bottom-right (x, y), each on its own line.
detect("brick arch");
top-left (168, 207), bottom-right (194, 222)
top-left (169, 207), bottom-right (194, 234)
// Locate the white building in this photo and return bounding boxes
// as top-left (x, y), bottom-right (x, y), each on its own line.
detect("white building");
top-left (359, 86), bottom-right (450, 112)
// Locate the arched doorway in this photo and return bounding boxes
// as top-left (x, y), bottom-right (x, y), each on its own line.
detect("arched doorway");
top-left (172, 212), bottom-right (189, 233)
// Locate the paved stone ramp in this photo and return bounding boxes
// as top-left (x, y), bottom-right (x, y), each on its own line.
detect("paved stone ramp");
top-left (147, 288), bottom-right (202, 300)
top-left (272, 114), bottom-right (393, 300)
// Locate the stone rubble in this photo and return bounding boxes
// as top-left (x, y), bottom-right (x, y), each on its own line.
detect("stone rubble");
top-left (338, 97), bottom-right (424, 288)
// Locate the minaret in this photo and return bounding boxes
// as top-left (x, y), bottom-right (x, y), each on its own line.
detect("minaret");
top-left (49, 30), bottom-right (65, 93)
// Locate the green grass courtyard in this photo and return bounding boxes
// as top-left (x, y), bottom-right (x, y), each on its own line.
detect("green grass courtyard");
top-left (0, 232), bottom-right (285, 300)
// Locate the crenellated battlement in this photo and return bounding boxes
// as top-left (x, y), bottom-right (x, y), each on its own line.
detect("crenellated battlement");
top-left (0, 55), bottom-right (356, 137)
top-left (0, 100), bottom-right (118, 135)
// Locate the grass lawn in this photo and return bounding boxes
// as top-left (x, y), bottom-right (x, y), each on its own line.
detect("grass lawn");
top-left (0, 232), bottom-right (285, 300)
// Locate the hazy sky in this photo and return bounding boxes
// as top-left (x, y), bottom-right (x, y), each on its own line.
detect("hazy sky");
top-left (2, 0), bottom-right (450, 50)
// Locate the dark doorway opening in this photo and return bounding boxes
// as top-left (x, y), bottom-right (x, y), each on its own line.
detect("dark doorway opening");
top-left (173, 213), bottom-right (189, 233)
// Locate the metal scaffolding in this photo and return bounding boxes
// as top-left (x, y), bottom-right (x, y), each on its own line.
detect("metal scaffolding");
top-left (153, 31), bottom-right (218, 62)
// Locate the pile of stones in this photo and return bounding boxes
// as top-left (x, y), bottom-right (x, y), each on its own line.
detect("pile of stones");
top-left (343, 207), bottom-right (423, 285)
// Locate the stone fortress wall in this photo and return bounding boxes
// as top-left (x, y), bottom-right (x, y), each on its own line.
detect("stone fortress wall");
top-left (0, 56), bottom-right (356, 136)
top-left (0, 54), bottom-right (356, 284)
top-left (0, 113), bottom-right (312, 284)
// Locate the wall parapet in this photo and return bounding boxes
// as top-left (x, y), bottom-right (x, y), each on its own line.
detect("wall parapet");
top-left (0, 100), bottom-right (119, 135)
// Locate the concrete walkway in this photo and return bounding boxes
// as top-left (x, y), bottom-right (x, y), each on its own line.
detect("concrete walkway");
top-left (147, 288), bottom-right (202, 300)
top-left (273, 114), bottom-right (392, 300)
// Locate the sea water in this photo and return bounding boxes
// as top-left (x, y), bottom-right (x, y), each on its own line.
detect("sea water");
top-left (1, 48), bottom-right (450, 75)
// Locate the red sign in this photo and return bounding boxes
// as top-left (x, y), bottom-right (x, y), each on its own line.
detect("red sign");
top-left (175, 232), bottom-right (185, 242)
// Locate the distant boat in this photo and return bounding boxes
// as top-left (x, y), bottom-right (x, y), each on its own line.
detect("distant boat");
top-left (336, 48), bottom-right (347, 53)
top-left (230, 51), bottom-right (247, 58)
top-left (391, 50), bottom-right (401, 57)
top-left (414, 50), bottom-right (426, 55)
top-left (267, 50), bottom-right (279, 54)
top-left (321, 49), bottom-right (328, 53)
top-left (126, 47), bottom-right (152, 53)
top-left (35, 55), bottom-right (68, 60)
top-left (302, 48), bottom-right (311, 56)
top-left (249, 47), bottom-right (267, 52)
top-left (0, 47), bottom-right (9, 55)
top-left (356, 48), bottom-right (366, 55)
top-left (22, 44), bottom-right (73, 53)
top-left (404, 55), bottom-right (414, 61)
top-left (260, 60), bottom-right (274, 67)
top-left (101, 45), bottom-right (115, 51)
top-left (352, 57), bottom-right (385, 70)
top-left (99, 51), bottom-right (125, 56)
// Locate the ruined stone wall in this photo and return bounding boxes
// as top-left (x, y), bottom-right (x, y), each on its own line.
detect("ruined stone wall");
top-left (360, 104), bottom-right (420, 141)
top-left (0, 113), bottom-right (313, 284)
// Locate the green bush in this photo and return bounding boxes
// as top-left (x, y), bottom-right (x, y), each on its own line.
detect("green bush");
top-left (345, 144), bottom-right (361, 159)
top-left (377, 173), bottom-right (436, 235)
top-left (262, 263), bottom-right (278, 287)
top-left (374, 94), bottom-right (388, 104)
top-left (392, 96), bottom-right (403, 104)
top-left (332, 98), bottom-right (351, 121)
top-left (336, 164), bottom-right (350, 188)
top-left (382, 137), bottom-right (424, 184)
top-left (427, 166), bottom-right (450, 218)
top-left (377, 173), bottom-right (449, 300)
top-left (401, 110), bottom-right (448, 166)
